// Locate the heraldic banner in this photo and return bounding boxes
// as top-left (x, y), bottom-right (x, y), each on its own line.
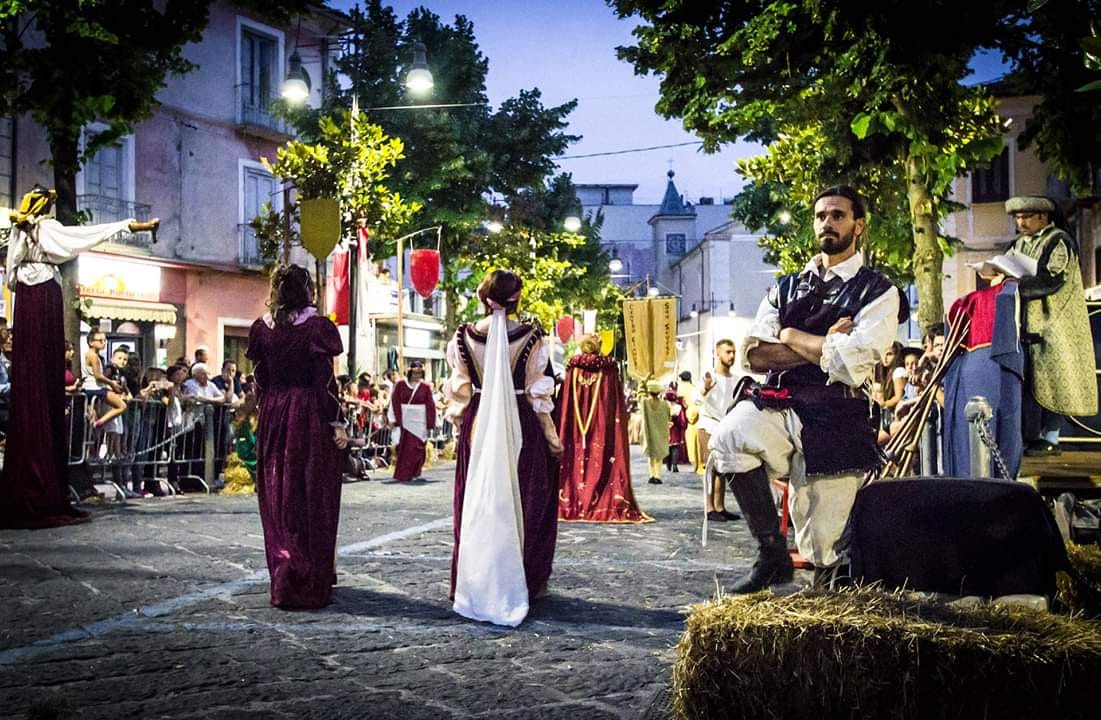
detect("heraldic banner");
top-left (623, 297), bottom-right (677, 382)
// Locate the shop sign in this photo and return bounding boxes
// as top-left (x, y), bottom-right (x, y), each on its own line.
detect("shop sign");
top-left (78, 256), bottom-right (161, 302)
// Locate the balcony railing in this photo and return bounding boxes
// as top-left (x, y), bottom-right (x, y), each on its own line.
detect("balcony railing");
top-left (235, 84), bottom-right (293, 140)
top-left (238, 223), bottom-right (263, 267)
top-left (76, 194), bottom-right (153, 250)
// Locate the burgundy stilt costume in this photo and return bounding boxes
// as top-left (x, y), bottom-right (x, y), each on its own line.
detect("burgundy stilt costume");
top-left (247, 302), bottom-right (345, 609)
top-left (1, 187), bottom-right (135, 530)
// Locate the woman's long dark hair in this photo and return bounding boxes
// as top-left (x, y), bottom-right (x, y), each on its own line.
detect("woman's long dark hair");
top-left (268, 265), bottom-right (314, 327)
top-left (477, 269), bottom-right (523, 315)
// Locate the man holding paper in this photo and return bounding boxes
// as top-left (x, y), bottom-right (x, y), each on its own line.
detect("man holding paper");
top-left (1001, 195), bottom-right (1097, 456)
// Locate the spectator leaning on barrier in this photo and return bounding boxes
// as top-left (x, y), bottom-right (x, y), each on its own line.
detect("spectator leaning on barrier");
top-left (182, 362), bottom-right (230, 404)
top-left (212, 359), bottom-right (244, 403)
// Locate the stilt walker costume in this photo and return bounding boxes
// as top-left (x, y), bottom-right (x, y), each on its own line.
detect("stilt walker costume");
top-left (1, 186), bottom-right (156, 529)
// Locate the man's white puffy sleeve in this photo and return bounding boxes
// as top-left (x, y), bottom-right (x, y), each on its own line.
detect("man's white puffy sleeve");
top-left (739, 291), bottom-right (781, 373)
top-left (819, 287), bottom-right (900, 388)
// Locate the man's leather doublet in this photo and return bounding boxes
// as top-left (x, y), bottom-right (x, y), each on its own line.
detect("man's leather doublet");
top-left (762, 264), bottom-right (896, 475)
top-left (769, 265), bottom-right (895, 388)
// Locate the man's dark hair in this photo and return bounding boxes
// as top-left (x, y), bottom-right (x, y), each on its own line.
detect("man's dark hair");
top-left (222, 359), bottom-right (236, 370)
top-left (922, 323), bottom-right (946, 345)
top-left (814, 185), bottom-right (866, 220)
top-left (679, 370), bottom-right (692, 382)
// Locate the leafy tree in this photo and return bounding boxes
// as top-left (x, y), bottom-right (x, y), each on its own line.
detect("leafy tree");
top-left (610, 0), bottom-right (1013, 329)
top-left (282, 0), bottom-right (580, 330)
top-left (454, 173), bottom-right (623, 333)
top-left (1001, 0), bottom-right (1101, 196)
top-left (453, 175), bottom-right (625, 334)
top-left (252, 110), bottom-right (421, 271)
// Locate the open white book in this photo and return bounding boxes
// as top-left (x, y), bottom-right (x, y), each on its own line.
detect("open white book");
top-left (968, 248), bottom-right (1038, 279)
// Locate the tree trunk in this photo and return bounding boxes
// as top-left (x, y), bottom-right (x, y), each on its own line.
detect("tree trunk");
top-left (905, 153), bottom-right (943, 333)
top-left (52, 132), bottom-right (83, 359)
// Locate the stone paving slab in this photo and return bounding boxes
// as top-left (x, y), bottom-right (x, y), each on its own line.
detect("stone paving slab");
top-left (0, 449), bottom-right (808, 718)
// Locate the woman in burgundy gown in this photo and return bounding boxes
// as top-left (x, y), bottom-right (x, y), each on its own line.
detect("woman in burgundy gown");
top-left (446, 270), bottom-right (563, 619)
top-left (246, 265), bottom-right (347, 610)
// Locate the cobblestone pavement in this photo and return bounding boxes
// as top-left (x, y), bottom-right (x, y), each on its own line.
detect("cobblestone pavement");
top-left (0, 449), bottom-right (809, 719)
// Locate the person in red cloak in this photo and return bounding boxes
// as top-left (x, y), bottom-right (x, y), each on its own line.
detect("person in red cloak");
top-left (557, 334), bottom-right (651, 523)
top-left (388, 360), bottom-right (435, 482)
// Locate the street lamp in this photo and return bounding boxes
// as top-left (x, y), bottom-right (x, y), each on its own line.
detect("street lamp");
top-left (608, 247), bottom-right (623, 274)
top-left (405, 40), bottom-right (434, 96)
top-left (689, 303), bottom-right (699, 319)
top-left (281, 50), bottom-right (311, 103)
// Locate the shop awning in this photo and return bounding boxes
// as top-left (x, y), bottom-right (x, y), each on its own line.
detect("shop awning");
top-left (83, 297), bottom-right (178, 324)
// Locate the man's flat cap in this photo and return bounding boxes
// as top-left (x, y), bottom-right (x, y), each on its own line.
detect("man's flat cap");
top-left (1005, 195), bottom-right (1055, 214)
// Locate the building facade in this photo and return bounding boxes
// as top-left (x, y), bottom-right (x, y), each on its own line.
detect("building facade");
top-left (3, 2), bottom-right (345, 371)
top-left (577, 171), bottom-right (774, 380)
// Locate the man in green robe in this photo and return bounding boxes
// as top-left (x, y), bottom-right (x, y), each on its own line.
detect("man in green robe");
top-left (1005, 195), bottom-right (1098, 456)
top-left (639, 381), bottom-right (671, 484)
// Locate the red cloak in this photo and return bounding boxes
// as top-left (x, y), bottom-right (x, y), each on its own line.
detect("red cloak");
top-left (557, 354), bottom-right (651, 523)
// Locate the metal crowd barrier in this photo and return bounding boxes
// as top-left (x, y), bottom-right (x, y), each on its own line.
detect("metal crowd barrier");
top-left (68, 394), bottom-right (235, 500)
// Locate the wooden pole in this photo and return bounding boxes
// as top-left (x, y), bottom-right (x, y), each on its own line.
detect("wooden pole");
top-left (397, 232), bottom-right (404, 373)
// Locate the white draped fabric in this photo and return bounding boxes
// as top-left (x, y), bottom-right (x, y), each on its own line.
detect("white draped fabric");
top-left (452, 308), bottom-right (529, 626)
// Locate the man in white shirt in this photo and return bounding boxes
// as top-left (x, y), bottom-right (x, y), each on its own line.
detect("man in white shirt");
top-left (182, 363), bottom-right (229, 403)
top-left (697, 338), bottom-right (741, 523)
top-left (709, 186), bottom-right (902, 593)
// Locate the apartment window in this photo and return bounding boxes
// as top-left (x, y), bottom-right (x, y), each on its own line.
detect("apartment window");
top-left (0, 117), bottom-right (12, 209)
top-left (241, 163), bottom-right (277, 265)
top-left (241, 29), bottom-right (277, 112)
top-left (666, 233), bottom-right (686, 256)
top-left (85, 141), bottom-right (124, 202)
top-left (972, 146), bottom-right (1010, 203)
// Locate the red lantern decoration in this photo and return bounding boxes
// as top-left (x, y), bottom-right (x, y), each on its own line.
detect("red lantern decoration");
top-left (556, 316), bottom-right (574, 343)
top-left (409, 249), bottom-right (441, 298)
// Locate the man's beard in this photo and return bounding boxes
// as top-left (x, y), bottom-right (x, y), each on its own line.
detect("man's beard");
top-left (817, 228), bottom-right (856, 255)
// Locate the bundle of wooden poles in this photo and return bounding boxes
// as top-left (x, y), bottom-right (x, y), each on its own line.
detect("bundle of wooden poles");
top-left (869, 310), bottom-right (970, 481)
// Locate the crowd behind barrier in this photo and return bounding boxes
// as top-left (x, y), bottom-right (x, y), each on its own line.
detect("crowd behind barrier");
top-left (65, 394), bottom-right (234, 499)
top-left (2, 394), bottom-right (457, 500)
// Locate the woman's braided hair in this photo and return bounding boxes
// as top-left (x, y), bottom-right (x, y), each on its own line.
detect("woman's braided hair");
top-left (268, 264), bottom-right (314, 327)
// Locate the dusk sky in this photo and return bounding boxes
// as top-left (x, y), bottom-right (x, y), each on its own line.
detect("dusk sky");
top-left (333, 1), bottom-right (1008, 205)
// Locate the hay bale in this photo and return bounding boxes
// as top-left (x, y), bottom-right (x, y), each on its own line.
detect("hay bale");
top-left (674, 587), bottom-right (1101, 720)
top-left (1057, 542), bottom-right (1101, 618)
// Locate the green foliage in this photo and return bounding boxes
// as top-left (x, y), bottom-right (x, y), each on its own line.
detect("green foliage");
top-left (280, 0), bottom-right (583, 329)
top-left (254, 110), bottom-right (420, 268)
top-left (453, 175), bottom-right (624, 334)
top-left (611, 0), bottom-right (1013, 327)
top-left (1003, 0), bottom-right (1101, 194)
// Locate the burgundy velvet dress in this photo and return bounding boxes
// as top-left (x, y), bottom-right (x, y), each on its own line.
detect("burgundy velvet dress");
top-left (557, 354), bottom-right (650, 523)
top-left (389, 380), bottom-right (436, 481)
top-left (247, 314), bottom-right (344, 609)
top-left (448, 324), bottom-right (557, 599)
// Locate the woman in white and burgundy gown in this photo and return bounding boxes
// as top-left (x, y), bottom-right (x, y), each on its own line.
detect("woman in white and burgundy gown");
top-left (445, 270), bottom-right (563, 626)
